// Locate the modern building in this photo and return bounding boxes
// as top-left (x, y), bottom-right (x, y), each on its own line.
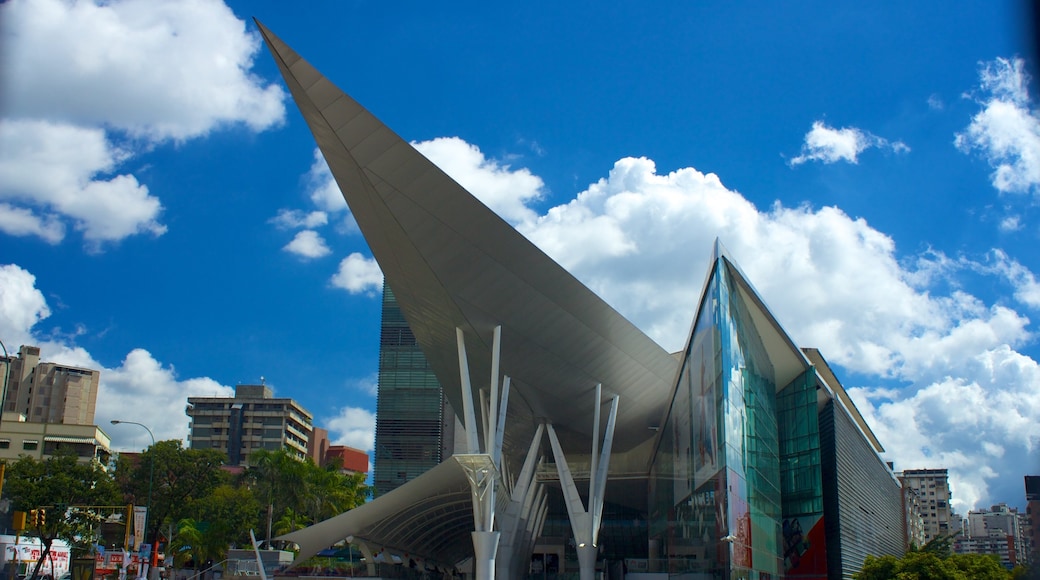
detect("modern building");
top-left (0, 414), bottom-right (111, 464)
top-left (373, 281), bottom-right (459, 496)
top-left (256, 21), bottom-right (906, 579)
top-left (326, 445), bottom-right (369, 475)
top-left (308, 426), bottom-right (330, 465)
top-left (955, 503), bottom-right (1028, 569)
top-left (0, 345), bottom-right (99, 425)
top-left (186, 384), bottom-right (313, 466)
top-left (901, 484), bottom-right (927, 549)
top-left (896, 468), bottom-right (955, 544)
top-left (1026, 475), bottom-right (1040, 565)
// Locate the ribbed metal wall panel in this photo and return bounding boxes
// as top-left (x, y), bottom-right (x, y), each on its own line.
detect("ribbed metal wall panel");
top-left (820, 400), bottom-right (904, 579)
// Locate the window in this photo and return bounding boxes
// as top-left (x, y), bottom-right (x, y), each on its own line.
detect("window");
top-left (0, 440), bottom-right (9, 449)
top-left (23, 440), bottom-right (38, 451)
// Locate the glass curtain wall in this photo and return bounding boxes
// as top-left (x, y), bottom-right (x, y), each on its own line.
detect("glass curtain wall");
top-left (372, 282), bottom-right (449, 496)
top-left (649, 259), bottom-right (784, 579)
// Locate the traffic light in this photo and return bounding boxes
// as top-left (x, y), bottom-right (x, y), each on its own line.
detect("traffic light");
top-left (28, 509), bottom-right (37, 526)
top-left (37, 508), bottom-right (45, 527)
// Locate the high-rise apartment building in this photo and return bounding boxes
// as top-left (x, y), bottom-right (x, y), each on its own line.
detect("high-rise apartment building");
top-left (372, 282), bottom-right (458, 496)
top-left (897, 468), bottom-right (955, 543)
top-left (186, 384), bottom-right (313, 466)
top-left (955, 503), bottom-right (1028, 568)
top-left (1, 345), bottom-right (99, 424)
top-left (1026, 476), bottom-right (1040, 565)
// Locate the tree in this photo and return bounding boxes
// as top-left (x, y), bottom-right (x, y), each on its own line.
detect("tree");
top-left (244, 449), bottom-right (370, 547)
top-left (855, 550), bottom-right (1012, 580)
top-left (185, 485), bottom-right (260, 562)
top-left (3, 451), bottom-right (122, 579)
top-left (244, 449), bottom-right (306, 545)
top-left (113, 440), bottom-right (228, 565)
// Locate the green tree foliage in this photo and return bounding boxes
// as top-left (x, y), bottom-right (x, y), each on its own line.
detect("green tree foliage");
top-left (168, 484), bottom-right (261, 575)
top-left (3, 451), bottom-right (122, 578)
top-left (244, 449), bottom-right (369, 546)
top-left (112, 440), bottom-right (228, 563)
top-left (855, 550), bottom-right (1012, 580)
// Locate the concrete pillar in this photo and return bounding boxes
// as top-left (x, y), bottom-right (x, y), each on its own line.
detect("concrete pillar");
top-left (472, 531), bottom-right (501, 580)
top-left (576, 544), bottom-right (598, 580)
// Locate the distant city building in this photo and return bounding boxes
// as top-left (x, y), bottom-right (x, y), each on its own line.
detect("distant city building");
top-left (955, 503), bottom-right (1027, 569)
top-left (372, 282), bottom-right (459, 496)
top-left (1026, 475), bottom-right (1040, 564)
top-left (902, 484), bottom-right (927, 549)
top-left (897, 469), bottom-right (955, 543)
top-left (325, 445), bottom-right (369, 475)
top-left (308, 426), bottom-right (330, 465)
top-left (0, 414), bottom-right (111, 465)
top-left (0, 345), bottom-right (99, 425)
top-left (186, 384), bottom-right (313, 466)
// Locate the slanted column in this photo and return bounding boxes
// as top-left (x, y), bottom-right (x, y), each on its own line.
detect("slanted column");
top-left (455, 325), bottom-right (512, 580)
top-left (495, 424), bottom-right (545, 578)
top-left (545, 386), bottom-right (620, 580)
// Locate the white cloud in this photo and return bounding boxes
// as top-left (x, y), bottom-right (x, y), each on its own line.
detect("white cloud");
top-left (955, 57), bottom-right (1040, 195)
top-left (0, 0), bottom-right (285, 142)
top-left (789, 120), bottom-right (909, 166)
top-left (0, 264), bottom-right (51, 348)
top-left (283, 230), bottom-right (332, 259)
top-left (414, 137), bottom-right (544, 224)
top-left (514, 154), bottom-right (1039, 509)
top-left (0, 119), bottom-right (166, 245)
top-left (306, 149), bottom-right (349, 213)
top-left (999, 214), bottom-right (1022, 232)
top-left (330, 253), bottom-right (384, 295)
top-left (270, 209), bottom-right (329, 230)
top-left (0, 204), bottom-right (65, 243)
top-left (97, 349), bottom-right (234, 450)
top-left (0, 0), bottom-right (285, 246)
top-left (325, 406), bottom-right (376, 452)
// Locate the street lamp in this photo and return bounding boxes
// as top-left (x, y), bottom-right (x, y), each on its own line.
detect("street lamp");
top-left (111, 420), bottom-right (155, 580)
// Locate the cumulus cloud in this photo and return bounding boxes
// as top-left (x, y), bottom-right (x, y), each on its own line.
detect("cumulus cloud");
top-left (789, 120), bottom-right (909, 166)
top-left (283, 230), bottom-right (332, 259)
top-left (414, 137), bottom-right (544, 224)
top-left (512, 155), bottom-right (1039, 509)
top-left (0, 0), bottom-right (284, 141)
top-left (325, 406), bottom-right (377, 452)
top-left (270, 209), bottom-right (329, 230)
top-left (0, 120), bottom-right (166, 245)
top-left (955, 57), bottom-right (1040, 195)
top-left (0, 0), bottom-right (284, 246)
top-left (305, 149), bottom-right (349, 213)
top-left (0, 263), bottom-right (235, 450)
top-left (0, 264), bottom-right (51, 347)
top-left (97, 349), bottom-right (234, 449)
top-left (330, 253), bottom-right (384, 295)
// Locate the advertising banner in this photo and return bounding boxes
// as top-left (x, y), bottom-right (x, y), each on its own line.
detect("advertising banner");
top-left (133, 507), bottom-right (147, 549)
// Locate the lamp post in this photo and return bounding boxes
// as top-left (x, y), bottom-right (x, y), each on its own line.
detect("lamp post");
top-left (111, 420), bottom-right (155, 580)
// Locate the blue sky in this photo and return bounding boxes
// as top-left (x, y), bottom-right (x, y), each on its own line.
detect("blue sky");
top-left (1, 0), bottom-right (1038, 513)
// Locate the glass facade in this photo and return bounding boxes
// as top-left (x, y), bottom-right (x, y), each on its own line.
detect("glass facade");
top-left (373, 282), bottom-right (454, 496)
top-left (777, 371), bottom-right (828, 579)
top-left (649, 258), bottom-right (825, 579)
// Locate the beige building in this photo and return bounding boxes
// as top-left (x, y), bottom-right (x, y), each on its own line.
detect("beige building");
top-left (186, 384), bottom-right (313, 466)
top-left (1, 345), bottom-right (99, 425)
top-left (0, 413), bottom-right (111, 464)
top-left (897, 468), bottom-right (955, 543)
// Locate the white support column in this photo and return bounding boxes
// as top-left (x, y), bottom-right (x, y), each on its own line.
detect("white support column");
top-left (545, 388), bottom-right (620, 580)
top-left (495, 423), bottom-right (544, 578)
top-left (455, 326), bottom-right (511, 580)
top-left (456, 327), bottom-right (480, 454)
